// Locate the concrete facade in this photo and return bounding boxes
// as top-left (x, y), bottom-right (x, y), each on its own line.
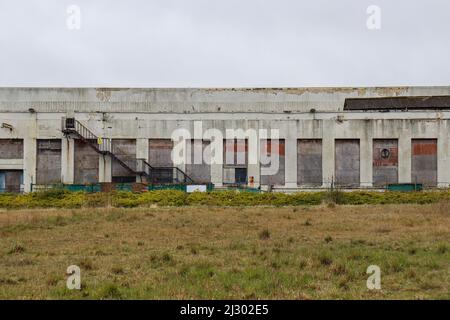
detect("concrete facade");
top-left (1, 87), bottom-right (450, 192)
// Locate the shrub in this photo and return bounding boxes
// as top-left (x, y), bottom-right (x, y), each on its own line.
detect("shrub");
top-left (1, 189), bottom-right (450, 209)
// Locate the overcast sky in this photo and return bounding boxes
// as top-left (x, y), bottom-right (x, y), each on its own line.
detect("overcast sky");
top-left (0, 0), bottom-right (449, 87)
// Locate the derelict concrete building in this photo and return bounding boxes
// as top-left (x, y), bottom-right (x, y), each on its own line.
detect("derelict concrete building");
top-left (1, 87), bottom-right (450, 192)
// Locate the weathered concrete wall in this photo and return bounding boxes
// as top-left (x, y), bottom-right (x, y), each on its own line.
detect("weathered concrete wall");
top-left (373, 139), bottom-right (398, 186)
top-left (2, 87), bottom-right (450, 114)
top-left (1, 87), bottom-right (450, 191)
top-left (74, 140), bottom-right (99, 184)
top-left (36, 139), bottom-right (61, 184)
top-left (297, 139), bottom-right (322, 186)
top-left (335, 139), bottom-right (360, 186)
top-left (411, 139), bottom-right (438, 186)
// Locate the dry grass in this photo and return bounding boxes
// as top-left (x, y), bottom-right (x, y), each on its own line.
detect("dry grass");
top-left (0, 204), bottom-right (449, 299)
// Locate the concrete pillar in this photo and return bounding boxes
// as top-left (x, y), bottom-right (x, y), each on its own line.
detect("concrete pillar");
top-left (360, 137), bottom-right (373, 187)
top-left (437, 120), bottom-right (450, 188)
top-left (210, 138), bottom-right (223, 187)
top-left (61, 137), bottom-right (75, 184)
top-left (99, 155), bottom-right (112, 183)
top-left (136, 138), bottom-right (149, 183)
top-left (23, 137), bottom-right (36, 192)
top-left (247, 135), bottom-right (260, 188)
top-left (136, 138), bottom-right (149, 161)
top-left (284, 122), bottom-right (298, 188)
top-left (398, 123), bottom-right (412, 183)
top-left (322, 120), bottom-right (335, 188)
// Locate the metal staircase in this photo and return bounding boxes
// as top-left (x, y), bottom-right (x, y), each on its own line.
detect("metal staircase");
top-left (62, 118), bottom-right (194, 184)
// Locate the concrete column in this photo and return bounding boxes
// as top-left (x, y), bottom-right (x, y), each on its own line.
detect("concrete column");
top-left (136, 138), bottom-right (149, 183)
top-left (99, 155), bottom-right (112, 183)
top-left (136, 138), bottom-right (149, 161)
top-left (210, 138), bottom-right (223, 187)
top-left (61, 138), bottom-right (75, 184)
top-left (284, 122), bottom-right (298, 188)
top-left (322, 120), bottom-right (335, 188)
top-left (398, 124), bottom-right (412, 183)
top-left (247, 135), bottom-right (260, 188)
top-left (437, 120), bottom-right (450, 188)
top-left (360, 137), bottom-right (373, 187)
top-left (23, 137), bottom-right (36, 192)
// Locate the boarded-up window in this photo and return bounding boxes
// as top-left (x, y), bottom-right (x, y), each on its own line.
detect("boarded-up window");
top-left (149, 139), bottom-right (173, 167)
top-left (373, 139), bottom-right (398, 186)
top-left (36, 139), bottom-right (61, 184)
top-left (412, 139), bottom-right (437, 186)
top-left (261, 139), bottom-right (285, 186)
top-left (186, 140), bottom-right (211, 183)
top-left (112, 139), bottom-right (136, 180)
top-left (335, 139), bottom-right (360, 186)
top-left (297, 139), bottom-right (322, 186)
top-left (74, 139), bottom-right (99, 184)
top-left (0, 139), bottom-right (23, 159)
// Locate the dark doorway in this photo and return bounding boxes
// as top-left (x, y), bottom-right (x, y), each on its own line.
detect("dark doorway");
top-left (235, 168), bottom-right (247, 184)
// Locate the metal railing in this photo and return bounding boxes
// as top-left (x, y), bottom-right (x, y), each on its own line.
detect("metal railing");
top-left (62, 118), bottom-right (196, 185)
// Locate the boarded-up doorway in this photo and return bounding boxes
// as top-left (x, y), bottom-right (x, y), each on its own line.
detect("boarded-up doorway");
top-left (36, 139), bottom-right (62, 184)
top-left (297, 139), bottom-right (322, 186)
top-left (411, 139), bottom-right (437, 186)
top-left (335, 139), bottom-right (360, 187)
top-left (373, 139), bottom-right (398, 187)
top-left (260, 139), bottom-right (285, 186)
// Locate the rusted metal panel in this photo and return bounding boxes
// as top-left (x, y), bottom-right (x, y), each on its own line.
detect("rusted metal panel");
top-left (112, 139), bottom-right (136, 178)
top-left (297, 139), bottom-right (322, 186)
top-left (149, 139), bottom-right (173, 167)
top-left (373, 139), bottom-right (398, 186)
top-left (74, 139), bottom-right (99, 184)
top-left (0, 139), bottom-right (23, 159)
top-left (186, 140), bottom-right (211, 183)
top-left (36, 139), bottom-right (61, 184)
top-left (261, 139), bottom-right (285, 186)
top-left (411, 139), bottom-right (437, 186)
top-left (335, 139), bottom-right (360, 186)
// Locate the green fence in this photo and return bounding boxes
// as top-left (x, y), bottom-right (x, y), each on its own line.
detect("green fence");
top-left (387, 183), bottom-right (423, 192)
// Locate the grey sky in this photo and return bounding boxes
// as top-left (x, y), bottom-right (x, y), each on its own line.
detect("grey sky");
top-left (0, 0), bottom-right (449, 87)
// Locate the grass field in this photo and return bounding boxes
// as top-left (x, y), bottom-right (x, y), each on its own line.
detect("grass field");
top-left (0, 203), bottom-right (449, 299)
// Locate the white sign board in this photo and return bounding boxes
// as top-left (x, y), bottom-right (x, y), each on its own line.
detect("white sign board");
top-left (186, 185), bottom-right (207, 193)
